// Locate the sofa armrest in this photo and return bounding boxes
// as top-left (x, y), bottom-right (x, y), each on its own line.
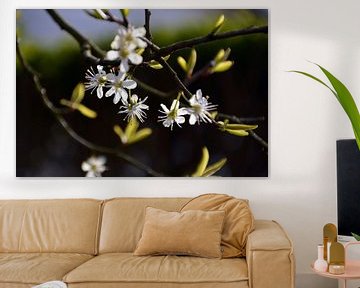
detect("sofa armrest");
top-left (246, 220), bottom-right (295, 288)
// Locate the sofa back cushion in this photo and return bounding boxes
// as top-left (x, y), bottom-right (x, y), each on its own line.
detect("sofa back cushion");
top-left (99, 198), bottom-right (189, 253)
top-left (0, 199), bottom-right (102, 254)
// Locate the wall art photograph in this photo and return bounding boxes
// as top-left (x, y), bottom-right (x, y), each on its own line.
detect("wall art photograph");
top-left (16, 9), bottom-right (268, 177)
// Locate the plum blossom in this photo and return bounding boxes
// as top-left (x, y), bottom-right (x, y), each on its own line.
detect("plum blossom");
top-left (106, 25), bottom-right (147, 72)
top-left (186, 89), bottom-right (217, 125)
top-left (116, 26), bottom-right (147, 49)
top-left (158, 100), bottom-right (188, 130)
top-left (81, 155), bottom-right (107, 177)
top-left (85, 65), bottom-right (108, 99)
top-left (118, 94), bottom-right (149, 122)
top-left (105, 71), bottom-right (137, 104)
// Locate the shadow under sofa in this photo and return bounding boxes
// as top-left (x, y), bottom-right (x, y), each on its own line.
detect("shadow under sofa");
top-left (0, 197), bottom-right (295, 288)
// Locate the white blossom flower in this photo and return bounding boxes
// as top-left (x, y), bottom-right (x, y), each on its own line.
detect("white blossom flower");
top-left (158, 100), bottom-right (188, 130)
top-left (105, 71), bottom-right (137, 104)
top-left (85, 65), bottom-right (108, 99)
top-left (186, 89), bottom-right (217, 125)
top-left (106, 46), bottom-right (143, 73)
top-left (118, 94), bottom-right (149, 122)
top-left (106, 25), bottom-right (147, 72)
top-left (116, 26), bottom-right (147, 50)
top-left (81, 155), bottom-right (107, 177)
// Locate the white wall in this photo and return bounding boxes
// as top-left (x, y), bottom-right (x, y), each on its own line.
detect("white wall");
top-left (1, 1), bottom-right (360, 287)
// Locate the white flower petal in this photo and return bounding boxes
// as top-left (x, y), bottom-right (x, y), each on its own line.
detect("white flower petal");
top-left (160, 104), bottom-right (169, 113)
top-left (128, 52), bottom-right (143, 65)
top-left (106, 50), bottom-right (119, 60)
top-left (111, 35), bottom-right (121, 50)
top-left (178, 108), bottom-right (188, 116)
top-left (189, 114), bottom-right (197, 125)
top-left (120, 89), bottom-right (128, 101)
top-left (123, 79), bottom-right (137, 89)
top-left (176, 116), bottom-right (185, 124)
top-left (133, 27), bottom-right (146, 37)
top-left (97, 86), bottom-right (103, 99)
top-left (105, 87), bottom-right (115, 97)
top-left (136, 38), bottom-right (147, 48)
top-left (196, 89), bottom-right (202, 99)
top-left (86, 171), bottom-right (96, 177)
top-left (113, 92), bottom-right (121, 104)
top-left (81, 162), bottom-right (91, 172)
top-left (120, 59), bottom-right (129, 72)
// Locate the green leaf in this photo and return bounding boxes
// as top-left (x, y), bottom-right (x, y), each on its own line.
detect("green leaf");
top-left (351, 232), bottom-right (360, 241)
top-left (128, 128), bottom-right (152, 144)
top-left (71, 83), bottom-right (85, 103)
top-left (77, 104), bottom-right (97, 118)
top-left (187, 49), bottom-right (197, 76)
top-left (114, 125), bottom-right (127, 144)
top-left (226, 129), bottom-right (249, 136)
top-left (291, 64), bottom-right (360, 150)
top-left (177, 56), bottom-right (187, 72)
top-left (214, 49), bottom-right (225, 63)
top-left (148, 60), bottom-right (163, 69)
top-left (60, 98), bottom-right (75, 109)
top-left (121, 9), bottom-right (129, 17)
top-left (316, 64), bottom-right (360, 149)
top-left (192, 147), bottom-right (209, 177)
top-left (203, 158), bottom-right (227, 177)
top-left (290, 70), bottom-right (337, 98)
top-left (225, 123), bottom-right (258, 130)
top-left (125, 118), bottom-right (139, 139)
top-left (211, 61), bottom-right (234, 73)
top-left (212, 14), bottom-right (225, 34)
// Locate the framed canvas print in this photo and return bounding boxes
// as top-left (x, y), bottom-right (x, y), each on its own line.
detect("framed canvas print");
top-left (16, 9), bottom-right (268, 177)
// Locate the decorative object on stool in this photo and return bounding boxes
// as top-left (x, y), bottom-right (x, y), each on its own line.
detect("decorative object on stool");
top-left (329, 242), bottom-right (345, 275)
top-left (323, 223), bottom-right (337, 262)
top-left (314, 244), bottom-right (328, 272)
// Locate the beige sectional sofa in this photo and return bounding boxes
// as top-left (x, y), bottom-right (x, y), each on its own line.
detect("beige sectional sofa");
top-left (0, 198), bottom-right (295, 288)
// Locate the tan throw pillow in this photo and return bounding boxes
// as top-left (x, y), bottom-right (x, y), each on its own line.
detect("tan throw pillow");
top-left (134, 207), bottom-right (225, 258)
top-left (181, 193), bottom-right (254, 258)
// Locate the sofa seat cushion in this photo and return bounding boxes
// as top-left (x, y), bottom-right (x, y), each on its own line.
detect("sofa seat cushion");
top-left (64, 253), bottom-right (248, 286)
top-left (0, 253), bottom-right (93, 285)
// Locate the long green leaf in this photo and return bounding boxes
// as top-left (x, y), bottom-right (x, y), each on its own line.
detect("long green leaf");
top-left (316, 64), bottom-right (360, 150)
top-left (289, 70), bottom-right (337, 98)
top-left (192, 147), bottom-right (209, 177)
top-left (202, 158), bottom-right (227, 177)
top-left (291, 65), bottom-right (360, 150)
top-left (71, 83), bottom-right (85, 103)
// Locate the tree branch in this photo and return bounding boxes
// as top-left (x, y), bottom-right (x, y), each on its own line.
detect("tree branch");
top-left (120, 9), bottom-right (129, 27)
top-left (16, 38), bottom-right (163, 177)
top-left (46, 9), bottom-right (105, 58)
top-left (144, 9), bottom-right (152, 41)
top-left (217, 113), bottom-right (268, 149)
top-left (158, 25), bottom-right (268, 57)
top-left (156, 57), bottom-right (193, 99)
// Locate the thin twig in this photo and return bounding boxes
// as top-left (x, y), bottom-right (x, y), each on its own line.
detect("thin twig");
top-left (46, 9), bottom-right (105, 58)
top-left (16, 38), bottom-right (163, 177)
top-left (105, 10), bottom-right (125, 26)
top-left (144, 9), bottom-right (152, 41)
top-left (120, 9), bottom-right (129, 27)
top-left (158, 26), bottom-right (268, 57)
top-left (157, 57), bottom-right (193, 99)
top-left (217, 113), bottom-right (265, 123)
top-left (184, 62), bottom-right (213, 86)
top-left (218, 113), bottom-right (268, 149)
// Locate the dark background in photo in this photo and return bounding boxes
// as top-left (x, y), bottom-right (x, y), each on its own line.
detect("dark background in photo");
top-left (16, 9), bottom-right (268, 177)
